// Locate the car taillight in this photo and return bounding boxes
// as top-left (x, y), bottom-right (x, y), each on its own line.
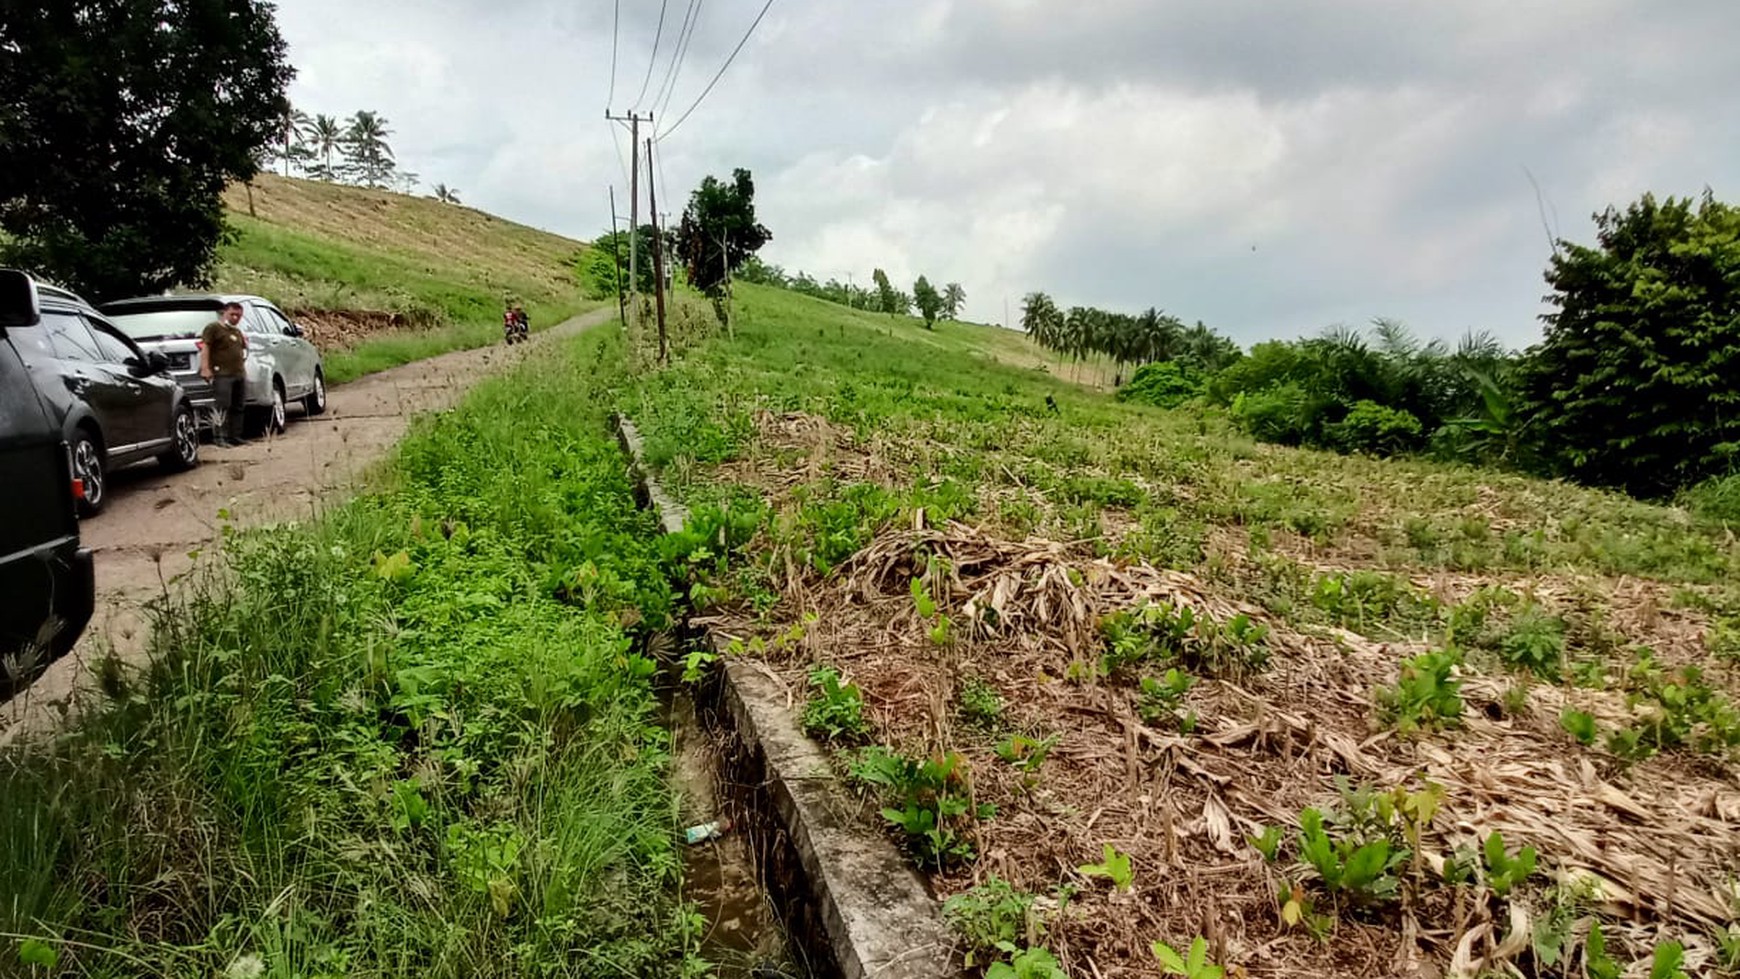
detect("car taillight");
top-left (72, 478), bottom-right (85, 501)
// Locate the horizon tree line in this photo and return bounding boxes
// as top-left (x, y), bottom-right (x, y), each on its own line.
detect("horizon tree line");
top-left (265, 106), bottom-right (456, 203)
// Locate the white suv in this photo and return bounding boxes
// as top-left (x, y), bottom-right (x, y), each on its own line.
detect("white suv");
top-left (100, 294), bottom-right (327, 436)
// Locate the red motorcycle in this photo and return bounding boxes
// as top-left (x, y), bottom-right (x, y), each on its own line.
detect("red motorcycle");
top-left (502, 308), bottom-right (529, 345)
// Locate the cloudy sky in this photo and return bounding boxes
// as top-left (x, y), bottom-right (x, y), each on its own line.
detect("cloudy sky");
top-left (276, 0), bottom-right (1739, 346)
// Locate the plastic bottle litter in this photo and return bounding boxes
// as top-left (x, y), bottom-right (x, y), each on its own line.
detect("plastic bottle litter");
top-left (683, 818), bottom-right (733, 845)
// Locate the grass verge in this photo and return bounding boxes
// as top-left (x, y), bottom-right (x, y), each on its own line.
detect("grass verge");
top-left (0, 327), bottom-right (693, 977)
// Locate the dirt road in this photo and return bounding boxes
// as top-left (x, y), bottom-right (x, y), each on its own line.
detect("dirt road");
top-left (1, 309), bottom-right (612, 742)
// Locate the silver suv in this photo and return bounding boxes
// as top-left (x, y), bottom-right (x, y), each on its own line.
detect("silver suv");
top-left (99, 294), bottom-right (327, 436)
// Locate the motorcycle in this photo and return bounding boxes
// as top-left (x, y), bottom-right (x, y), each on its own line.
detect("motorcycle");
top-left (503, 310), bottom-right (529, 345)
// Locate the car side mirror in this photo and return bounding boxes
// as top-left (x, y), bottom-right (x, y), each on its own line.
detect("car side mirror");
top-left (284, 322), bottom-right (304, 338)
top-left (146, 350), bottom-right (172, 374)
top-left (0, 269), bottom-right (42, 328)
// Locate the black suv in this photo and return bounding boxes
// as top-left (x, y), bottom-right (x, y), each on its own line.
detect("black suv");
top-left (0, 270), bottom-right (95, 701)
top-left (7, 274), bottom-right (199, 514)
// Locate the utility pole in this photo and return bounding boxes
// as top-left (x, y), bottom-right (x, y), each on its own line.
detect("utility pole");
top-left (608, 186), bottom-right (626, 327)
top-left (720, 227), bottom-right (732, 338)
top-left (646, 136), bottom-right (668, 365)
top-left (605, 110), bottom-right (652, 300)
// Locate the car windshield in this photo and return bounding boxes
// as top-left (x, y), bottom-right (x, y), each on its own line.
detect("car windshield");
top-left (104, 308), bottom-right (217, 341)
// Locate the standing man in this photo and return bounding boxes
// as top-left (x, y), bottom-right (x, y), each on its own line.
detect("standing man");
top-left (199, 302), bottom-right (249, 446)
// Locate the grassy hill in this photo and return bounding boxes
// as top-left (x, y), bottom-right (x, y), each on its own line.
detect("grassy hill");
top-left (625, 283), bottom-right (1740, 979)
top-left (218, 175), bottom-right (602, 381)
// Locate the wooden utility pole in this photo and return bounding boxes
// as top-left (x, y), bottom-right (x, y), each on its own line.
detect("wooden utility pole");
top-left (608, 186), bottom-right (626, 327)
top-left (719, 228), bottom-right (733, 338)
top-left (646, 136), bottom-right (668, 365)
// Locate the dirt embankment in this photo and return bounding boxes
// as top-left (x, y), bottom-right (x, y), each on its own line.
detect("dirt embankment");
top-left (286, 308), bottom-right (436, 349)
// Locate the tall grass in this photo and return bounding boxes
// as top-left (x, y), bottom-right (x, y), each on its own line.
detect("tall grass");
top-left (0, 328), bottom-right (690, 977)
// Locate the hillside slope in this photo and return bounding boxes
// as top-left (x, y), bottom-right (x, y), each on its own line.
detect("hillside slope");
top-left (216, 176), bottom-right (599, 373)
top-left (625, 282), bottom-right (1740, 979)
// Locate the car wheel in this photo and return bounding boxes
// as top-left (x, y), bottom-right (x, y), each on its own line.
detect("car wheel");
top-left (72, 430), bottom-right (106, 516)
top-left (160, 403), bottom-right (200, 471)
top-left (268, 379), bottom-right (287, 434)
top-left (305, 368), bottom-right (327, 416)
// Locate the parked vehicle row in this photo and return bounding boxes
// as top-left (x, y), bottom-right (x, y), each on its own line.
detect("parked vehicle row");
top-left (0, 268), bottom-right (327, 700)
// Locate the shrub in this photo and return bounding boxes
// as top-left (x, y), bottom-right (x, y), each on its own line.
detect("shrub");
top-left (1229, 383), bottom-right (1313, 445)
top-left (1118, 361), bottom-right (1203, 409)
top-left (1324, 400), bottom-right (1424, 456)
top-left (1684, 473), bottom-right (1740, 526)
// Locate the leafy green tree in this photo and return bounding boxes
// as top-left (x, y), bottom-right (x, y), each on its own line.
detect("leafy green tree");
top-left (872, 268), bottom-right (899, 315)
top-left (1521, 191), bottom-right (1740, 496)
top-left (342, 111), bottom-right (396, 188)
top-left (674, 167), bottom-right (772, 310)
top-left (942, 282), bottom-right (966, 320)
top-left (0, 0), bottom-right (294, 300)
top-left (913, 275), bottom-right (943, 329)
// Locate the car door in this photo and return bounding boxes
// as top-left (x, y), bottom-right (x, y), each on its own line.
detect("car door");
top-left (241, 302), bottom-right (282, 402)
top-left (84, 313), bottom-right (174, 450)
top-left (259, 304), bottom-right (313, 397)
top-left (40, 310), bottom-right (150, 449)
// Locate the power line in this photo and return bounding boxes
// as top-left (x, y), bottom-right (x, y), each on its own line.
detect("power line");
top-left (631, 0), bottom-right (671, 110)
top-left (606, 0), bottom-right (621, 109)
top-left (657, 0), bottom-right (775, 141)
top-left (652, 0), bottom-right (705, 121)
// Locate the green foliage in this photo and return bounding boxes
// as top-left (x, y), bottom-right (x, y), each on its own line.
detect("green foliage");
top-left (1585, 921), bottom-right (1621, 979)
top-left (0, 330), bottom-right (690, 976)
top-left (986, 946), bottom-right (1068, 979)
top-left (1118, 361), bottom-right (1204, 409)
top-left (1312, 570), bottom-right (1436, 635)
top-left (1612, 663), bottom-right (1740, 759)
top-left (1522, 191), bottom-right (1740, 496)
top-left (1559, 708), bottom-right (1598, 745)
top-left (913, 275), bottom-right (943, 329)
top-left (1324, 400), bottom-right (1425, 456)
top-left (1649, 941), bottom-right (1689, 979)
top-left (1099, 602), bottom-right (1269, 678)
top-left (1497, 606), bottom-right (1568, 680)
top-left (801, 666), bottom-right (872, 743)
top-left (0, 0), bottom-right (295, 299)
top-left (1230, 383), bottom-right (1312, 445)
top-left (994, 734), bottom-right (1058, 779)
top-left (1077, 843), bottom-right (1135, 892)
top-left (1480, 830), bottom-right (1537, 897)
top-left (16, 939), bottom-right (57, 969)
top-left (1378, 650), bottom-right (1465, 733)
top-left (675, 168), bottom-right (770, 300)
top-left (1151, 937), bottom-right (1224, 979)
top-left (943, 877), bottom-right (1043, 963)
top-left (1138, 668), bottom-right (1197, 728)
top-left (852, 747), bottom-right (993, 869)
top-left (1248, 825), bottom-right (1284, 863)
top-left (1297, 807), bottom-right (1408, 904)
top-left (1685, 473), bottom-right (1740, 527)
top-left (958, 675), bottom-right (1005, 730)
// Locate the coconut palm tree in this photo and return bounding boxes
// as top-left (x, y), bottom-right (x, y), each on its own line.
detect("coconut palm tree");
top-left (941, 282), bottom-right (966, 320)
top-left (342, 111), bottom-right (396, 188)
top-left (306, 114), bottom-right (344, 181)
top-left (433, 184), bottom-right (461, 204)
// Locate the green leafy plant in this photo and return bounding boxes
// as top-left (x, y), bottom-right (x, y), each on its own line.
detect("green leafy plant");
top-left (801, 666), bottom-right (873, 743)
top-left (943, 877), bottom-right (1043, 967)
top-left (1480, 830), bottom-right (1537, 897)
top-left (1077, 843), bottom-right (1135, 893)
top-left (1099, 602), bottom-right (1269, 678)
top-left (1138, 668), bottom-right (1196, 726)
top-left (1248, 824), bottom-right (1284, 863)
top-left (1151, 936), bottom-right (1224, 979)
top-left (986, 945), bottom-right (1068, 979)
top-left (959, 675), bottom-right (1005, 730)
top-left (1297, 807), bottom-right (1407, 904)
top-left (16, 940), bottom-right (57, 969)
top-left (1377, 649), bottom-right (1464, 733)
top-left (994, 733), bottom-right (1058, 776)
top-left (681, 647), bottom-right (720, 684)
top-left (1498, 606), bottom-right (1567, 680)
top-left (1560, 708), bottom-right (1598, 745)
top-left (852, 747), bottom-right (993, 869)
top-left (1650, 941), bottom-right (1689, 979)
top-left (1276, 882), bottom-right (1336, 941)
top-left (1585, 920), bottom-right (1621, 979)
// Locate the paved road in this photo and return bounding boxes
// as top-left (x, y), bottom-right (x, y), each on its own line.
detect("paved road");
top-left (1, 309), bottom-right (612, 742)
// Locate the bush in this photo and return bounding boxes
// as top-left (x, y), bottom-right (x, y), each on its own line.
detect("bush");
top-left (1229, 383), bottom-right (1313, 445)
top-left (1324, 400), bottom-right (1424, 456)
top-left (1118, 361), bottom-right (1202, 408)
top-left (1683, 473), bottom-right (1740, 526)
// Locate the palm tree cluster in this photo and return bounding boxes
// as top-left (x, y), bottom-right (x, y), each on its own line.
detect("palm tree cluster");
top-left (267, 106), bottom-right (449, 200)
top-left (1020, 292), bottom-right (1240, 377)
top-left (735, 258), bottom-right (967, 322)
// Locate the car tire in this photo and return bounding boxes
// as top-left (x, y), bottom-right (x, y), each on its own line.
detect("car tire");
top-left (72, 428), bottom-right (106, 517)
top-left (159, 403), bottom-right (200, 471)
top-left (248, 379), bottom-right (289, 436)
top-left (304, 368), bottom-right (327, 416)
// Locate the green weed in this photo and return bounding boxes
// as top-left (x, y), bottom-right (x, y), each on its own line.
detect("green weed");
top-left (958, 676), bottom-right (1005, 730)
top-left (1377, 650), bottom-right (1465, 733)
top-left (1077, 843), bottom-right (1135, 893)
top-left (851, 747), bottom-right (993, 869)
top-left (802, 666), bottom-right (872, 744)
top-left (1151, 936), bottom-right (1224, 979)
top-left (943, 877), bottom-right (1047, 965)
